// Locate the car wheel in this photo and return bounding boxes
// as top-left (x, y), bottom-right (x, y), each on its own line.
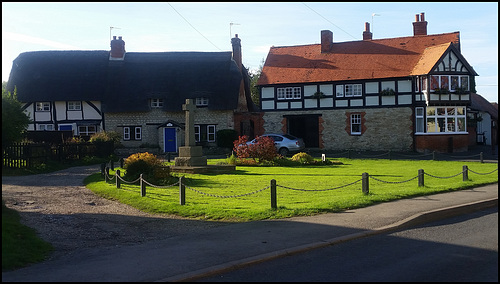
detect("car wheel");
top-left (278, 147), bottom-right (289, 156)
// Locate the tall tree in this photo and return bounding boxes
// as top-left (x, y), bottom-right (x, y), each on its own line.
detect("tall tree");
top-left (2, 82), bottom-right (31, 148)
top-left (249, 58), bottom-right (265, 106)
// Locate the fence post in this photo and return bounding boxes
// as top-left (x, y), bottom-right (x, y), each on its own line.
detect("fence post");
top-left (140, 174), bottom-right (146, 196)
top-left (179, 176), bottom-right (185, 205)
top-left (362, 172), bottom-right (369, 195)
top-left (104, 167), bottom-right (110, 183)
top-left (116, 169), bottom-right (121, 189)
top-left (270, 179), bottom-right (277, 209)
top-left (101, 163), bottom-right (106, 176)
top-left (432, 151), bottom-right (436, 161)
top-left (418, 169), bottom-right (424, 187)
top-left (120, 158), bottom-right (124, 168)
top-left (110, 160), bottom-right (114, 170)
top-left (463, 165), bottom-right (469, 181)
top-left (480, 152), bottom-right (483, 163)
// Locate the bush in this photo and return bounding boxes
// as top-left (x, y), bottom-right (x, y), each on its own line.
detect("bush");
top-left (124, 152), bottom-right (162, 181)
top-left (89, 131), bottom-right (121, 145)
top-left (233, 135), bottom-right (277, 163)
top-left (291, 152), bottom-right (314, 164)
top-left (217, 129), bottom-right (239, 149)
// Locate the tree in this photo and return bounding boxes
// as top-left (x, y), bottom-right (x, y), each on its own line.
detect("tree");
top-left (248, 58), bottom-right (265, 106)
top-left (2, 82), bottom-right (31, 148)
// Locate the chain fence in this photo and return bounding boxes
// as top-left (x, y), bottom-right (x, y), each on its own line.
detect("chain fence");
top-left (100, 163), bottom-right (498, 208)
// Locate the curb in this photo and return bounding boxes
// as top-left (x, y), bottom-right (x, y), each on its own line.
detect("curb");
top-left (159, 198), bottom-right (498, 282)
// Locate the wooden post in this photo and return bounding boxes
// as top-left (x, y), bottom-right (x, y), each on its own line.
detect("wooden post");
top-left (463, 165), bottom-right (468, 181)
top-left (140, 174), bottom-right (146, 197)
top-left (480, 152), bottom-right (483, 163)
top-left (362, 172), bottom-right (369, 195)
top-left (101, 163), bottom-right (106, 176)
top-left (432, 151), bottom-right (436, 161)
top-left (418, 169), bottom-right (424, 187)
top-left (105, 167), bottom-right (109, 183)
top-left (270, 179), bottom-right (277, 209)
top-left (116, 169), bottom-right (121, 189)
top-left (179, 176), bottom-right (185, 205)
top-left (120, 158), bottom-right (124, 168)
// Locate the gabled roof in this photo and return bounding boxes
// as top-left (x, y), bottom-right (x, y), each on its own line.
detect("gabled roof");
top-left (7, 50), bottom-right (244, 112)
top-left (470, 93), bottom-right (498, 120)
top-left (257, 32), bottom-right (461, 86)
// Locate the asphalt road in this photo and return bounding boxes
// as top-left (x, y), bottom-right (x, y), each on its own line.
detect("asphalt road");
top-left (197, 207), bottom-right (498, 282)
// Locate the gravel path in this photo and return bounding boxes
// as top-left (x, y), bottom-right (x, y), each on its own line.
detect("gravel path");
top-left (1, 165), bottom-right (227, 261)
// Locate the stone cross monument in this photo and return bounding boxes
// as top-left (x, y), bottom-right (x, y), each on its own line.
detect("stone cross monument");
top-left (174, 99), bottom-right (207, 167)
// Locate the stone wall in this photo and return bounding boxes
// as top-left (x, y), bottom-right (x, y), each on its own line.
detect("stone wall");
top-left (105, 108), bottom-right (234, 152)
top-left (263, 107), bottom-right (414, 151)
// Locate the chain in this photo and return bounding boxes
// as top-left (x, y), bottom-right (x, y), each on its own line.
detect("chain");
top-left (468, 167), bottom-right (498, 175)
top-left (369, 175), bottom-right (419, 184)
top-left (448, 153), bottom-right (481, 159)
top-left (142, 179), bottom-right (180, 188)
top-left (185, 184), bottom-right (271, 198)
top-left (277, 179), bottom-right (362, 191)
top-left (423, 170), bottom-right (465, 179)
top-left (116, 174), bottom-right (141, 184)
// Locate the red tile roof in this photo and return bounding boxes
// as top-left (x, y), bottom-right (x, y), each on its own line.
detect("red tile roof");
top-left (257, 32), bottom-right (460, 86)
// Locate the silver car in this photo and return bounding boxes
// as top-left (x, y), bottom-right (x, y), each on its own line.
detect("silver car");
top-left (249, 133), bottom-right (305, 156)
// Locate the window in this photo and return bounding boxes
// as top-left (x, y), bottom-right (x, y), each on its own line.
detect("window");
top-left (426, 106), bottom-right (466, 133)
top-left (78, 125), bottom-right (97, 136)
top-left (336, 85), bottom-right (344, 97)
top-left (415, 107), bottom-right (425, 133)
top-left (151, 99), bottom-right (163, 108)
top-left (36, 102), bottom-right (50, 112)
top-left (38, 124), bottom-right (54, 131)
top-left (345, 84), bottom-right (362, 97)
top-left (429, 75), bottom-right (469, 92)
top-left (123, 126), bottom-right (142, 141)
top-left (277, 87), bottom-right (301, 100)
top-left (196, 97), bottom-right (209, 106)
top-left (351, 114), bottom-right (362, 135)
top-left (68, 101), bottom-right (81, 111)
top-left (195, 124), bottom-right (216, 142)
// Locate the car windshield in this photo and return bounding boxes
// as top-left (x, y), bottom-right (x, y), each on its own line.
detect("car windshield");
top-left (282, 134), bottom-right (297, 140)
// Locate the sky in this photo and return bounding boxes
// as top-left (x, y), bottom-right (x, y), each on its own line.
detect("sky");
top-left (2, 2), bottom-right (498, 103)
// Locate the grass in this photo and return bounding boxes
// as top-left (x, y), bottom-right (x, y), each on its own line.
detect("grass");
top-left (85, 158), bottom-right (498, 222)
top-left (2, 200), bottom-right (53, 271)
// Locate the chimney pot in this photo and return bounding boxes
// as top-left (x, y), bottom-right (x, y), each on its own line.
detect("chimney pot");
top-left (415, 14), bottom-right (420, 22)
top-left (413, 12), bottom-right (428, 36)
top-left (420, 12), bottom-right (425, 21)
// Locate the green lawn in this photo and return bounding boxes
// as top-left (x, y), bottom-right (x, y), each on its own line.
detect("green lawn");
top-left (86, 158), bottom-right (498, 222)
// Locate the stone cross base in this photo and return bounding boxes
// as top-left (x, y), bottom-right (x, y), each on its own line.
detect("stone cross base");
top-left (174, 146), bottom-right (207, 167)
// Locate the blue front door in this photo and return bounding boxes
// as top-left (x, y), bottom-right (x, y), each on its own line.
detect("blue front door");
top-left (164, 128), bottom-right (177, 152)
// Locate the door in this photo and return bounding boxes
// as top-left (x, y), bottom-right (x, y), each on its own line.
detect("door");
top-left (164, 128), bottom-right (177, 152)
top-left (287, 115), bottom-right (319, 148)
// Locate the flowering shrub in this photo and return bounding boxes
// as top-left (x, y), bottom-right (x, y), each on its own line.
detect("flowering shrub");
top-left (291, 152), bottom-right (314, 164)
top-left (233, 135), bottom-right (277, 163)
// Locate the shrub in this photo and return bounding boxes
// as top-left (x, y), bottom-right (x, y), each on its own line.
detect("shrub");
top-left (291, 152), bottom-right (314, 164)
top-left (217, 129), bottom-right (238, 148)
top-left (89, 131), bottom-right (121, 145)
top-left (124, 152), bottom-right (162, 181)
top-left (233, 135), bottom-right (277, 163)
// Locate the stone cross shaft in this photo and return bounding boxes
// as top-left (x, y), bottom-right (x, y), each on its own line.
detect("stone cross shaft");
top-left (182, 99), bottom-right (197, 147)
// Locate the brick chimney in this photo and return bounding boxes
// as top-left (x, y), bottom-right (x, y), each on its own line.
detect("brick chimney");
top-left (363, 22), bottom-right (372, 40)
top-left (321, 30), bottom-right (333, 53)
top-left (231, 34), bottom-right (242, 71)
top-left (110, 35), bottom-right (125, 59)
top-left (413, 12), bottom-right (428, 36)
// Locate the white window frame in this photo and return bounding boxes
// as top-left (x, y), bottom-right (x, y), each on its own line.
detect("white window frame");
top-left (68, 101), bottom-right (82, 111)
top-left (207, 125), bottom-right (216, 142)
top-left (38, 124), bottom-right (54, 131)
top-left (351, 114), bottom-right (362, 135)
top-left (194, 125), bottom-right (201, 142)
top-left (345, 84), bottom-right (362, 97)
top-left (78, 125), bottom-right (97, 136)
top-left (123, 126), bottom-right (142, 141)
top-left (195, 97), bottom-right (209, 106)
top-left (336, 85), bottom-right (344, 97)
top-left (429, 75), bottom-right (469, 92)
top-left (426, 106), bottom-right (466, 133)
top-left (151, 98), bottom-right (163, 108)
top-left (36, 102), bottom-right (50, 112)
top-left (135, 127), bottom-right (142, 140)
top-left (415, 107), bottom-right (425, 133)
top-left (277, 87), bottom-right (301, 100)
top-left (123, 127), bottom-right (130, 140)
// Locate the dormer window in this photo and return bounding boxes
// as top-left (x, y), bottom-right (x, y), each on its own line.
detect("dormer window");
top-left (196, 97), bottom-right (209, 107)
top-left (151, 98), bottom-right (163, 108)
